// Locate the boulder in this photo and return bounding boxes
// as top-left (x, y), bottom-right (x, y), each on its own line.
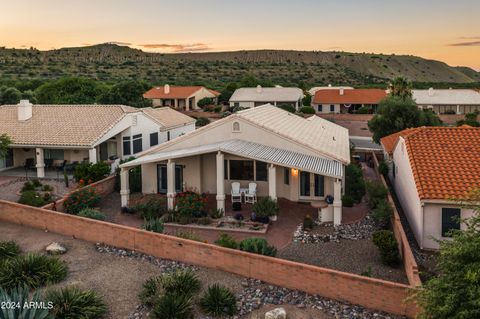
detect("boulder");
top-left (45, 242), bottom-right (67, 255)
top-left (265, 307), bottom-right (286, 319)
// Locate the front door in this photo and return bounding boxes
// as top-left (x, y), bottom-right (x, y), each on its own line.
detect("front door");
top-left (100, 143), bottom-right (108, 161)
top-left (300, 171), bottom-right (325, 199)
top-left (157, 164), bottom-right (183, 194)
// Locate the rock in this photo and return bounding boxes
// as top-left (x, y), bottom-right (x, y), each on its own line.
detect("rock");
top-left (45, 242), bottom-right (67, 255)
top-left (265, 307), bottom-right (286, 319)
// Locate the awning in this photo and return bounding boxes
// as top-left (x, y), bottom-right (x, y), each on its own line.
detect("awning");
top-left (121, 139), bottom-right (344, 178)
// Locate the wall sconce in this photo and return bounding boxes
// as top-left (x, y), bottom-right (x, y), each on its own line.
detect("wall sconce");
top-left (291, 168), bottom-right (298, 177)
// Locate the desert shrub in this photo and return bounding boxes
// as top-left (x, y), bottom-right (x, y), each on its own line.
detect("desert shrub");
top-left (0, 241), bottom-right (21, 261)
top-left (372, 199), bottom-right (393, 228)
top-left (0, 285), bottom-right (50, 319)
top-left (357, 106), bottom-right (371, 114)
top-left (215, 233), bottom-right (238, 249)
top-left (197, 97), bottom-right (214, 108)
top-left (345, 164), bottom-right (365, 202)
top-left (378, 160), bottom-right (389, 176)
top-left (46, 286), bottom-right (107, 319)
top-left (21, 181), bottom-right (35, 192)
top-left (151, 293), bottom-right (193, 319)
top-left (253, 196), bottom-right (279, 220)
top-left (342, 194), bottom-right (355, 207)
top-left (0, 253), bottom-right (67, 289)
top-left (141, 218), bottom-right (164, 233)
top-left (31, 178), bottom-right (42, 188)
top-left (41, 184), bottom-right (54, 192)
top-left (130, 198), bottom-right (166, 220)
top-left (176, 191), bottom-right (208, 219)
top-left (161, 269), bottom-right (201, 297)
top-left (372, 230), bottom-right (399, 266)
top-left (239, 238), bottom-right (277, 257)
top-left (74, 161), bottom-right (111, 184)
top-left (360, 266), bottom-right (373, 277)
top-left (64, 188), bottom-right (101, 215)
top-left (443, 109), bottom-right (456, 115)
top-left (210, 208), bottom-right (224, 219)
top-left (299, 106), bottom-right (315, 114)
top-left (78, 208), bottom-right (106, 221)
top-left (139, 276), bottom-right (162, 306)
top-left (195, 117), bottom-right (210, 127)
top-left (365, 181), bottom-right (388, 208)
top-left (277, 104), bottom-right (295, 113)
top-left (199, 284), bottom-right (237, 317)
top-left (302, 215), bottom-right (315, 230)
top-left (176, 231), bottom-right (202, 242)
top-left (18, 190), bottom-right (46, 207)
top-left (214, 106), bottom-right (222, 113)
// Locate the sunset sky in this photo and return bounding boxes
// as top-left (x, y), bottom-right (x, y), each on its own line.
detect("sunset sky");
top-left (1, 0), bottom-right (479, 70)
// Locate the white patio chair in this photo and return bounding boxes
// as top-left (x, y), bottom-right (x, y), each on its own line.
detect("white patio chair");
top-left (231, 182), bottom-right (242, 203)
top-left (245, 182), bottom-right (257, 204)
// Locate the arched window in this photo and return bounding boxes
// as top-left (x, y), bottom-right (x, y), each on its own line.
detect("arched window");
top-left (232, 121), bottom-right (240, 132)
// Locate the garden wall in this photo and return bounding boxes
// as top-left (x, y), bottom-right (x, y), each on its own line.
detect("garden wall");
top-left (372, 153), bottom-right (422, 287)
top-left (41, 175), bottom-right (116, 212)
top-left (0, 200), bottom-right (418, 317)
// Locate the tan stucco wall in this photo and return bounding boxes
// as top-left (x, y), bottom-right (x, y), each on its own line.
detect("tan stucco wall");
top-left (13, 148), bottom-right (35, 167)
top-left (313, 104), bottom-right (341, 114)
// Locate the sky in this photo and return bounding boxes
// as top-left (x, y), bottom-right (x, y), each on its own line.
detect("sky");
top-left (1, 0), bottom-right (479, 70)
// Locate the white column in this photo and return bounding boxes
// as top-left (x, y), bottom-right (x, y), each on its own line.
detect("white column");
top-left (120, 168), bottom-right (130, 207)
top-left (185, 98), bottom-right (190, 111)
top-left (268, 164), bottom-right (277, 200)
top-left (167, 159), bottom-right (176, 210)
top-left (173, 99), bottom-right (178, 109)
top-left (456, 104), bottom-right (460, 114)
top-left (333, 178), bottom-right (342, 225)
top-left (35, 147), bottom-right (45, 178)
top-left (216, 151), bottom-right (225, 214)
top-left (89, 148), bottom-right (98, 164)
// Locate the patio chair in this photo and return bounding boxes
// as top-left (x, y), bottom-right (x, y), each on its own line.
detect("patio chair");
top-left (231, 182), bottom-right (242, 203)
top-left (245, 182), bottom-right (257, 204)
top-left (24, 158), bottom-right (35, 171)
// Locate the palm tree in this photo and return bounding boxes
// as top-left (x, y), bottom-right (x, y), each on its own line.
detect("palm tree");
top-left (388, 77), bottom-right (412, 100)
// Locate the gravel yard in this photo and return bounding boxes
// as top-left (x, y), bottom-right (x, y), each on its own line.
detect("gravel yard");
top-left (0, 177), bottom-right (76, 202)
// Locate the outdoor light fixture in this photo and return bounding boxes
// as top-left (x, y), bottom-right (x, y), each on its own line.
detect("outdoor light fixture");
top-left (291, 168), bottom-right (298, 176)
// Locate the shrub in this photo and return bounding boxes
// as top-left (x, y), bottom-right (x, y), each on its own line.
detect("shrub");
top-left (210, 208), bottom-right (224, 219)
top-left (372, 230), bottom-right (400, 266)
top-left (302, 215), bottom-right (315, 230)
top-left (372, 199), bottom-right (393, 228)
top-left (357, 106), bottom-right (371, 114)
top-left (277, 104), bottom-right (296, 113)
top-left (18, 190), bottom-right (46, 207)
top-left (215, 233), bottom-right (238, 249)
top-left (299, 106), bottom-right (315, 114)
top-left (365, 181), bottom-right (388, 208)
top-left (0, 253), bottom-right (67, 289)
top-left (198, 97), bottom-right (214, 108)
top-left (176, 191), bottom-right (208, 219)
top-left (0, 241), bottom-right (21, 262)
top-left (131, 198), bottom-right (166, 220)
top-left (342, 194), bottom-right (355, 207)
top-left (64, 188), bottom-right (101, 215)
top-left (21, 181), bottom-right (35, 192)
top-left (73, 161), bottom-right (110, 183)
top-left (199, 284), bottom-right (237, 317)
top-left (378, 160), bottom-right (389, 176)
top-left (46, 286), bottom-right (107, 319)
top-left (345, 164), bottom-right (365, 202)
top-left (214, 106), bottom-right (222, 113)
top-left (139, 276), bottom-right (162, 306)
top-left (196, 117), bottom-right (210, 127)
top-left (78, 208), bottom-right (106, 221)
top-left (141, 218), bottom-right (164, 233)
top-left (239, 238), bottom-right (277, 257)
top-left (161, 269), bottom-right (201, 297)
top-left (253, 196), bottom-right (279, 221)
top-left (196, 216), bottom-right (211, 225)
top-left (0, 285), bottom-right (50, 319)
top-left (151, 293), bottom-right (193, 319)
top-left (443, 109), bottom-right (456, 114)
top-left (233, 212), bottom-right (244, 221)
top-left (31, 178), bottom-right (42, 188)
top-left (41, 184), bottom-right (54, 192)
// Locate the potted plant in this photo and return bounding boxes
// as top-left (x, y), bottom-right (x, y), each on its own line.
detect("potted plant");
top-left (252, 197), bottom-right (279, 223)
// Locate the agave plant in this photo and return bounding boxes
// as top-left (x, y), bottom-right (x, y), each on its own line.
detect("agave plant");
top-left (199, 283), bottom-right (238, 317)
top-left (46, 286), bottom-right (107, 319)
top-left (152, 293), bottom-right (193, 319)
top-left (0, 241), bottom-right (21, 261)
top-left (0, 285), bottom-right (51, 319)
top-left (138, 275), bottom-right (162, 306)
top-left (160, 269), bottom-right (201, 297)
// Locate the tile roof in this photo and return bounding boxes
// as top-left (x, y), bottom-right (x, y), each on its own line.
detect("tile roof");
top-left (412, 89), bottom-right (480, 105)
top-left (380, 128), bottom-right (422, 155)
top-left (142, 107), bottom-right (196, 129)
top-left (229, 87), bottom-right (304, 102)
top-left (143, 86), bottom-right (219, 99)
top-left (313, 89), bottom-right (387, 104)
top-left (385, 126), bottom-right (480, 200)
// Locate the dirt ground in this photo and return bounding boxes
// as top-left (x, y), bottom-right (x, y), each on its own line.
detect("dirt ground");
top-left (0, 177), bottom-right (76, 202)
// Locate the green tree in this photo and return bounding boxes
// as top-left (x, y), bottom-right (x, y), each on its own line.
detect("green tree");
top-left (302, 92), bottom-right (312, 106)
top-left (0, 86), bottom-right (22, 104)
top-left (368, 96), bottom-right (441, 143)
top-left (97, 80), bottom-right (152, 108)
top-left (218, 83), bottom-right (238, 103)
top-left (35, 77), bottom-right (106, 104)
top-left (0, 134), bottom-right (12, 159)
top-left (456, 111), bottom-right (480, 127)
top-left (239, 74), bottom-right (258, 87)
top-left (388, 77), bottom-right (412, 100)
top-left (414, 189), bottom-right (480, 319)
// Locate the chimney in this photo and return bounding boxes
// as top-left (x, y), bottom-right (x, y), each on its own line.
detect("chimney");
top-left (328, 84), bottom-right (332, 87)
top-left (164, 84), bottom-right (170, 94)
top-left (256, 85), bottom-right (262, 93)
top-left (339, 88), bottom-right (344, 96)
top-left (17, 100), bottom-right (33, 121)
top-left (428, 87), bottom-right (434, 97)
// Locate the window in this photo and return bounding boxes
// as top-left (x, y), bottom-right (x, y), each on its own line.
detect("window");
top-left (132, 134), bottom-right (142, 154)
top-left (255, 161), bottom-right (268, 181)
top-left (150, 132), bottom-right (159, 147)
top-left (330, 104), bottom-right (335, 112)
top-left (441, 208), bottom-right (460, 237)
top-left (224, 160), bottom-right (228, 180)
top-left (314, 174), bottom-right (325, 197)
top-left (44, 149), bottom-right (64, 160)
top-left (123, 136), bottom-right (131, 156)
top-left (167, 131), bottom-right (171, 141)
top-left (318, 105), bottom-right (323, 112)
top-left (234, 102), bottom-right (239, 107)
top-left (232, 122), bottom-right (240, 132)
top-left (284, 168), bottom-right (290, 185)
top-left (229, 160), bottom-right (254, 180)
top-left (300, 171), bottom-right (310, 196)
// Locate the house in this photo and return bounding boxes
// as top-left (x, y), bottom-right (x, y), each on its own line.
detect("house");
top-left (0, 100), bottom-right (195, 177)
top-left (381, 126), bottom-right (480, 250)
top-left (412, 88), bottom-right (480, 114)
top-left (143, 84), bottom-right (220, 110)
top-left (119, 104), bottom-right (350, 224)
top-left (312, 88), bottom-right (387, 114)
top-left (229, 86), bottom-right (304, 110)
top-left (308, 85), bottom-right (354, 96)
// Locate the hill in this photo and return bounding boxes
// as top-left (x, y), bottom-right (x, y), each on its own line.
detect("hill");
top-left (0, 44), bottom-right (478, 89)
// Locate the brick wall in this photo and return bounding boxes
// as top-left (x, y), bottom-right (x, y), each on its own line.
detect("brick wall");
top-left (372, 153), bottom-right (422, 287)
top-left (0, 200), bottom-right (418, 317)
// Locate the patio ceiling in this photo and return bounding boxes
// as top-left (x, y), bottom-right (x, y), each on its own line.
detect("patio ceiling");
top-left (121, 139), bottom-right (344, 178)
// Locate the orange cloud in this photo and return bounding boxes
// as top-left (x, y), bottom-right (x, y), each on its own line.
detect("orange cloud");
top-left (138, 43), bottom-right (210, 52)
top-left (449, 40), bottom-right (480, 47)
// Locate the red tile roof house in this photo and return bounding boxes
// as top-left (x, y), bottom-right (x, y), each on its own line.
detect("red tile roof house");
top-left (312, 88), bottom-right (387, 114)
top-left (380, 126), bottom-right (480, 250)
top-left (143, 84), bottom-right (220, 111)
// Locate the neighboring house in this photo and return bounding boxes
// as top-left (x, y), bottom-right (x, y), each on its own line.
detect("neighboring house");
top-left (120, 104), bottom-right (350, 224)
top-left (412, 88), bottom-right (480, 114)
top-left (229, 86), bottom-right (304, 110)
top-left (143, 84), bottom-right (220, 110)
top-left (0, 100), bottom-right (195, 177)
top-left (308, 85), bottom-right (354, 96)
top-left (381, 126), bottom-right (480, 250)
top-left (312, 88), bottom-right (387, 114)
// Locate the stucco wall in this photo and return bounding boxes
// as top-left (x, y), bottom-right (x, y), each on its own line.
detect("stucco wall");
top-left (313, 104), bottom-right (341, 114)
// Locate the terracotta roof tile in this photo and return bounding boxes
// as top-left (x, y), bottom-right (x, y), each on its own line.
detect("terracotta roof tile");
top-left (380, 128), bottom-right (422, 154)
top-left (143, 86), bottom-right (219, 99)
top-left (313, 89), bottom-right (387, 104)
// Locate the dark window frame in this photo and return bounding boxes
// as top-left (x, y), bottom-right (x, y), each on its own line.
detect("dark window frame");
top-left (150, 132), bottom-right (159, 147)
top-left (441, 208), bottom-right (461, 237)
top-left (229, 160), bottom-right (254, 181)
top-left (284, 167), bottom-right (290, 185)
top-left (255, 161), bottom-right (268, 181)
top-left (123, 136), bottom-right (131, 156)
top-left (132, 134), bottom-right (143, 154)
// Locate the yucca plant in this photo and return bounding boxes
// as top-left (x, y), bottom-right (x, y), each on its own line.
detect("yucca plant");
top-left (199, 284), bottom-right (237, 317)
top-left (138, 275), bottom-right (162, 306)
top-left (46, 286), bottom-right (107, 319)
top-left (160, 269), bottom-right (201, 297)
top-left (0, 241), bottom-right (21, 261)
top-left (141, 218), bottom-right (164, 233)
top-left (0, 253), bottom-right (67, 289)
top-left (0, 285), bottom-right (51, 319)
top-left (151, 293), bottom-right (193, 319)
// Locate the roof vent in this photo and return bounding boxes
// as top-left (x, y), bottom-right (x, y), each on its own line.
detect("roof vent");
top-left (17, 99), bottom-right (33, 121)
top-left (328, 84), bottom-right (332, 87)
top-left (428, 87), bottom-right (434, 96)
top-left (164, 84), bottom-right (170, 94)
top-left (256, 85), bottom-right (262, 93)
top-left (339, 88), bottom-right (344, 96)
